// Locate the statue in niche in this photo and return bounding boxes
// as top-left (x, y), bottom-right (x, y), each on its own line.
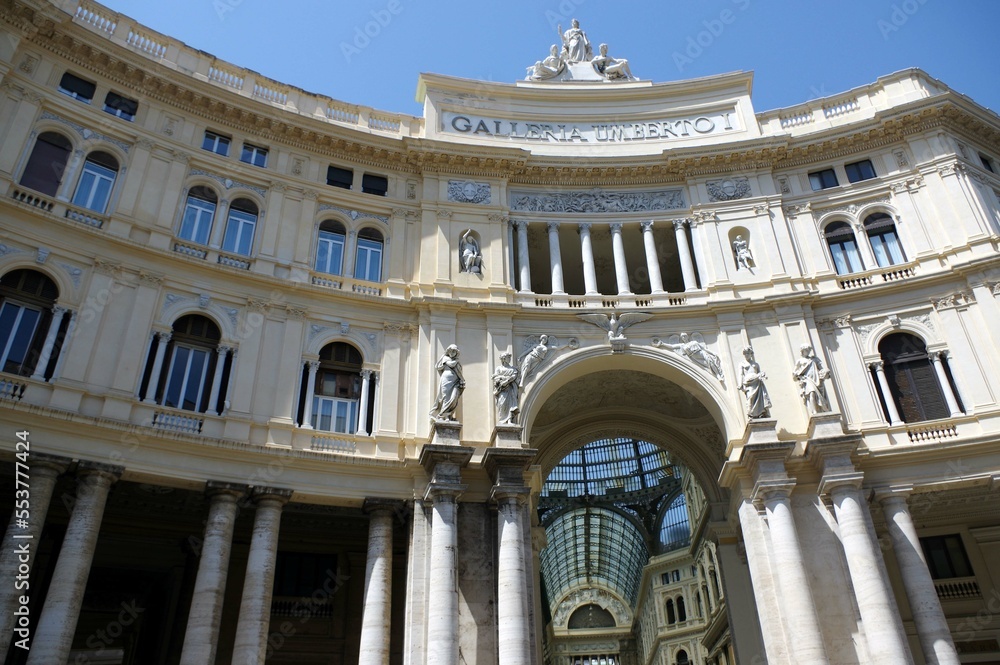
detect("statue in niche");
top-left (733, 235), bottom-right (754, 270)
top-left (460, 230), bottom-right (482, 274)
top-left (578, 312), bottom-right (653, 342)
top-left (526, 44), bottom-right (566, 81)
top-left (429, 344), bottom-right (465, 422)
top-left (592, 43), bottom-right (634, 80)
top-left (558, 19), bottom-right (593, 63)
top-left (655, 332), bottom-right (725, 381)
top-left (492, 351), bottom-right (520, 425)
top-left (792, 344), bottom-right (831, 415)
top-left (518, 334), bottom-right (550, 388)
top-left (739, 346), bottom-right (771, 419)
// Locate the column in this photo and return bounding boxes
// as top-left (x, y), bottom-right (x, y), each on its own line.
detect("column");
top-left (578, 223), bottom-right (599, 295)
top-left (609, 222), bottom-right (631, 295)
top-left (673, 219), bottom-right (698, 291)
top-left (758, 485), bottom-right (831, 665)
top-left (143, 331), bottom-right (171, 404)
top-left (547, 221), bottom-right (565, 294)
top-left (878, 492), bottom-right (960, 665)
top-left (207, 345), bottom-right (231, 416)
top-left (27, 463), bottom-right (122, 665)
top-left (0, 455), bottom-right (68, 656)
top-left (231, 488), bottom-right (293, 665)
top-left (497, 495), bottom-right (529, 665)
top-left (640, 221), bottom-right (665, 293)
top-left (505, 218), bottom-right (516, 288)
top-left (30, 305), bottom-right (68, 381)
top-left (179, 482), bottom-right (246, 665)
top-left (356, 369), bottom-right (373, 436)
top-left (514, 221), bottom-right (532, 293)
top-left (928, 352), bottom-right (962, 417)
top-left (870, 361), bottom-right (904, 425)
top-left (827, 480), bottom-right (912, 664)
top-left (358, 499), bottom-right (400, 665)
top-left (301, 361), bottom-right (319, 428)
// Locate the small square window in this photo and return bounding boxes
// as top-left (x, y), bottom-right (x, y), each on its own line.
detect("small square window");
top-left (845, 159), bottom-right (876, 183)
top-left (103, 92), bottom-right (138, 121)
top-left (980, 153), bottom-right (996, 174)
top-left (809, 168), bottom-right (839, 191)
top-left (327, 165), bottom-right (353, 189)
top-left (920, 534), bottom-right (973, 580)
top-left (202, 131), bottom-right (231, 156)
top-left (362, 173), bottom-right (388, 196)
top-left (241, 143), bottom-right (268, 168)
top-left (58, 72), bottom-right (95, 103)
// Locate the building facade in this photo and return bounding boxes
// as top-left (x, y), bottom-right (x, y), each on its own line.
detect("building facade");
top-left (1, 2), bottom-right (1000, 664)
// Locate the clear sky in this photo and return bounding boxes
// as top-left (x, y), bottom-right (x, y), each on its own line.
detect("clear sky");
top-left (96, 0), bottom-right (999, 119)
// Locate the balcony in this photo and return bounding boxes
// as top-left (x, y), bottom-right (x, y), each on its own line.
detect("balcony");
top-left (934, 576), bottom-right (981, 600)
top-left (516, 291), bottom-right (696, 310)
top-left (309, 271), bottom-right (383, 297)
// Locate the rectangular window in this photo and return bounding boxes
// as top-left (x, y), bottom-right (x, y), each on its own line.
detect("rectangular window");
top-left (362, 173), bottom-right (388, 196)
top-left (312, 395), bottom-right (359, 433)
top-left (103, 92), bottom-right (138, 121)
top-left (58, 72), bottom-right (96, 103)
top-left (327, 165), bottom-right (353, 189)
top-left (809, 168), bottom-right (839, 191)
top-left (0, 301), bottom-right (42, 375)
top-left (920, 534), bottom-right (974, 579)
top-left (163, 345), bottom-right (211, 412)
top-left (222, 209), bottom-right (257, 256)
top-left (202, 131), bottom-right (231, 156)
top-left (241, 143), bottom-right (268, 168)
top-left (72, 160), bottom-right (117, 213)
top-left (315, 231), bottom-right (345, 275)
top-left (354, 237), bottom-right (383, 282)
top-left (980, 153), bottom-right (996, 173)
top-left (274, 552), bottom-right (337, 597)
top-left (845, 159), bottom-right (876, 183)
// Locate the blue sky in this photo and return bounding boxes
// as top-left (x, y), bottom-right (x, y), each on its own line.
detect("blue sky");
top-left (97, 0), bottom-right (999, 118)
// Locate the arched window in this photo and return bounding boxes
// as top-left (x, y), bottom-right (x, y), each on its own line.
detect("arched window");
top-left (222, 198), bottom-right (258, 256)
top-left (0, 270), bottom-right (61, 377)
top-left (824, 221), bottom-right (864, 274)
top-left (161, 315), bottom-right (222, 413)
top-left (179, 186), bottom-right (218, 245)
top-left (20, 131), bottom-right (72, 196)
top-left (878, 333), bottom-right (953, 422)
top-left (354, 228), bottom-right (383, 282)
top-left (309, 342), bottom-right (363, 433)
top-left (315, 220), bottom-right (346, 276)
top-left (864, 213), bottom-right (905, 267)
top-left (676, 649), bottom-right (689, 665)
top-left (72, 151), bottom-right (119, 213)
top-left (676, 595), bottom-right (687, 622)
top-left (665, 598), bottom-right (676, 624)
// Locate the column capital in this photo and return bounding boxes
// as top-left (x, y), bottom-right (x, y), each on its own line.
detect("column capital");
top-left (609, 222), bottom-right (623, 233)
top-left (250, 487), bottom-right (293, 505)
top-left (155, 330), bottom-right (173, 343)
top-left (306, 359), bottom-right (321, 371)
top-left (361, 368), bottom-right (374, 380)
top-left (546, 221), bottom-right (560, 232)
top-left (51, 304), bottom-right (69, 316)
top-left (76, 461), bottom-right (124, 483)
top-left (577, 222), bottom-right (592, 232)
top-left (639, 220), bottom-right (654, 233)
top-left (868, 360), bottom-right (884, 371)
top-left (205, 480), bottom-right (249, 500)
top-left (30, 453), bottom-right (71, 476)
top-left (752, 479), bottom-right (797, 505)
top-left (363, 497), bottom-right (406, 517)
top-left (420, 444), bottom-right (473, 500)
top-left (928, 350), bottom-right (947, 362)
top-left (672, 218), bottom-right (689, 230)
top-left (216, 344), bottom-right (233, 355)
top-left (492, 489), bottom-right (529, 506)
top-left (872, 485), bottom-right (914, 504)
top-left (818, 472), bottom-right (866, 498)
top-left (512, 219), bottom-right (528, 231)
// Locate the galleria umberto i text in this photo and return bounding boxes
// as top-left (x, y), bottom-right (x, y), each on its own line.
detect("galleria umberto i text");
top-left (0, 4), bottom-right (999, 665)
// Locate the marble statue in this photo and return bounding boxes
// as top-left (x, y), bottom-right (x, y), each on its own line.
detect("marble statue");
top-left (656, 332), bottom-right (725, 381)
top-left (559, 19), bottom-right (593, 63)
top-left (460, 230), bottom-right (482, 274)
top-left (526, 44), bottom-right (566, 81)
top-left (518, 334), bottom-right (550, 388)
top-left (578, 312), bottom-right (653, 341)
top-left (429, 344), bottom-right (465, 421)
top-left (792, 344), bottom-right (831, 414)
top-left (492, 351), bottom-right (520, 424)
top-left (733, 235), bottom-right (754, 270)
top-left (739, 346), bottom-right (771, 419)
top-left (592, 43), bottom-right (634, 80)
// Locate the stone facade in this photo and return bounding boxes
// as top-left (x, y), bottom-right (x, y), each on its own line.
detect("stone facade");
top-left (0, 2), bottom-right (999, 664)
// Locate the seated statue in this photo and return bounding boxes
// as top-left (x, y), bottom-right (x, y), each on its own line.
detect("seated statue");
top-left (526, 44), bottom-right (566, 81)
top-left (592, 43), bottom-right (634, 80)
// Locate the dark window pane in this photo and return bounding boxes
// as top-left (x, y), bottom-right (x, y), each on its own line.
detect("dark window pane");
top-left (58, 72), bottom-right (96, 102)
top-left (362, 173), bottom-right (388, 196)
top-left (327, 165), bottom-right (353, 189)
top-left (809, 168), bottom-right (839, 191)
top-left (845, 159), bottom-right (876, 183)
top-left (20, 132), bottom-right (72, 196)
top-left (103, 92), bottom-right (138, 121)
top-left (921, 535), bottom-right (973, 579)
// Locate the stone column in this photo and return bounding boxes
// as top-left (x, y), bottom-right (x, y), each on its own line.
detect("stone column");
top-left (207, 345), bottom-right (231, 416)
top-left (673, 219), bottom-right (699, 291)
top-left (301, 360), bottom-right (319, 428)
top-left (30, 305), bottom-right (68, 381)
top-left (359, 499), bottom-right (403, 665)
top-left (640, 221), bottom-right (665, 293)
top-left (928, 352), bottom-right (962, 417)
top-left (356, 369), bottom-right (373, 436)
top-left (27, 463), bottom-right (122, 665)
top-left (0, 454), bottom-right (68, 656)
top-left (609, 222), bottom-right (631, 295)
top-left (420, 445), bottom-right (474, 665)
top-left (143, 331), bottom-right (171, 404)
top-left (546, 222), bottom-right (565, 294)
top-left (505, 218), bottom-right (516, 288)
top-left (231, 487), bottom-right (293, 665)
top-left (515, 221), bottom-right (532, 293)
top-left (179, 482), bottom-right (246, 665)
top-left (578, 223), bottom-right (599, 295)
top-left (870, 361), bottom-right (904, 425)
top-left (878, 491), bottom-right (961, 665)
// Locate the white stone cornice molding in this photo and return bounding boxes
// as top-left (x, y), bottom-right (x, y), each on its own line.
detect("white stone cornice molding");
top-left (932, 291), bottom-right (974, 311)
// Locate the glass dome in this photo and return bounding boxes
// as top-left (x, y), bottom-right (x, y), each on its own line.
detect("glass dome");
top-left (541, 437), bottom-right (681, 498)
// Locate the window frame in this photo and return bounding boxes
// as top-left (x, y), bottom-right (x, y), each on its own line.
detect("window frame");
top-left (845, 159), bottom-right (877, 183)
top-left (178, 187), bottom-right (219, 246)
top-left (221, 200), bottom-right (259, 257)
top-left (102, 91), bottom-right (138, 121)
top-left (0, 300), bottom-right (44, 376)
top-left (361, 173), bottom-right (388, 196)
top-left (57, 72), bottom-right (96, 104)
top-left (879, 333), bottom-right (951, 423)
top-left (326, 165), bottom-right (353, 190)
top-left (19, 131), bottom-right (73, 197)
top-left (920, 534), bottom-right (974, 580)
top-left (240, 142), bottom-right (269, 168)
top-left (353, 228), bottom-right (384, 282)
top-left (315, 225), bottom-right (346, 276)
top-left (824, 221), bottom-right (865, 274)
top-left (71, 152), bottom-right (119, 213)
top-left (864, 213), bottom-right (906, 267)
top-left (202, 130), bottom-right (231, 157)
top-left (808, 168), bottom-right (839, 191)
top-left (162, 343), bottom-right (212, 412)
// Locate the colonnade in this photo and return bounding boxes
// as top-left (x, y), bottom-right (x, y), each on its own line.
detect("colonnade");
top-left (510, 219), bottom-right (700, 296)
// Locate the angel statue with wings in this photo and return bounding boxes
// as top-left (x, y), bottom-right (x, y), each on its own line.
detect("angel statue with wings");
top-left (577, 312), bottom-right (653, 342)
top-left (654, 332), bottom-right (725, 381)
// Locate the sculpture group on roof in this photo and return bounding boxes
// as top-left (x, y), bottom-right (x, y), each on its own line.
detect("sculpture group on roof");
top-left (526, 19), bottom-right (635, 81)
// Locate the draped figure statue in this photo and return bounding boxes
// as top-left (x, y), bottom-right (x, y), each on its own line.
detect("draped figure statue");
top-left (429, 344), bottom-right (465, 421)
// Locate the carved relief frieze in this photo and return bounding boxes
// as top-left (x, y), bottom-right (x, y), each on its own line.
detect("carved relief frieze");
top-left (706, 177), bottom-right (751, 202)
top-left (510, 188), bottom-right (684, 213)
top-left (812, 195), bottom-right (891, 217)
top-left (932, 292), bottom-right (974, 311)
top-left (447, 180), bottom-right (491, 205)
top-left (188, 169), bottom-right (267, 197)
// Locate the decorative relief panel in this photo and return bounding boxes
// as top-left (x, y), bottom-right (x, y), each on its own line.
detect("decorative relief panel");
top-left (706, 177), bottom-right (751, 202)
top-left (447, 180), bottom-right (491, 205)
top-left (39, 112), bottom-right (131, 153)
top-left (317, 204), bottom-right (389, 226)
top-left (188, 169), bottom-right (267, 197)
top-left (510, 188), bottom-right (684, 213)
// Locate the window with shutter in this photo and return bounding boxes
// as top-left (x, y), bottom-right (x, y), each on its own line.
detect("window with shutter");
top-left (879, 333), bottom-right (949, 423)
